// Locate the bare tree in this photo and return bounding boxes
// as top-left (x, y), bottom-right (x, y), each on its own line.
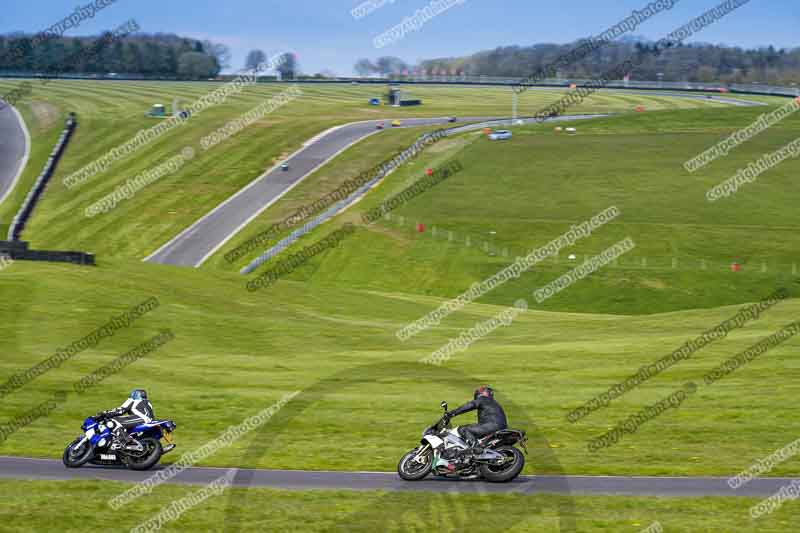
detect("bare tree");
top-left (202, 40), bottom-right (231, 71)
top-left (245, 49), bottom-right (267, 71)
top-left (276, 52), bottom-right (298, 79)
top-left (375, 56), bottom-right (407, 76)
top-left (354, 58), bottom-right (377, 76)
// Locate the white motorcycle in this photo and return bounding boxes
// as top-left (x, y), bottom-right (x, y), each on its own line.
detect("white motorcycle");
top-left (397, 401), bottom-right (527, 483)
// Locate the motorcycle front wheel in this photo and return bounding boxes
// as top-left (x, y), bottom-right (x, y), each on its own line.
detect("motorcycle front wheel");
top-left (126, 437), bottom-right (162, 471)
top-left (397, 446), bottom-right (433, 481)
top-left (479, 446), bottom-right (525, 483)
top-left (62, 437), bottom-right (93, 468)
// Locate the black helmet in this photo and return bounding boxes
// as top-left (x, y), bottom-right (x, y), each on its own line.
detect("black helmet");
top-left (130, 389), bottom-right (148, 400)
top-left (474, 385), bottom-right (494, 400)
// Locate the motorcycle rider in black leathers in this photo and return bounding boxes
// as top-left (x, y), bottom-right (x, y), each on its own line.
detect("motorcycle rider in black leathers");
top-left (444, 386), bottom-right (507, 451)
top-left (102, 389), bottom-right (155, 448)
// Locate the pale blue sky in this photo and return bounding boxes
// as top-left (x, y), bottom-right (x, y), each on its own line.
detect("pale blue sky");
top-left (3, 1), bottom-right (798, 74)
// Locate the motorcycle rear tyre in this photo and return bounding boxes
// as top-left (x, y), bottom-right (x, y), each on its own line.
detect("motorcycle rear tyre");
top-left (479, 446), bottom-right (525, 483)
top-left (127, 437), bottom-right (162, 471)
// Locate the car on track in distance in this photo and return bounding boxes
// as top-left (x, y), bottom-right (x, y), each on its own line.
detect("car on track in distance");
top-left (391, 119), bottom-right (402, 127)
top-left (448, 116), bottom-right (457, 123)
top-left (488, 130), bottom-right (512, 141)
top-left (376, 122), bottom-right (385, 130)
top-left (280, 162), bottom-right (290, 171)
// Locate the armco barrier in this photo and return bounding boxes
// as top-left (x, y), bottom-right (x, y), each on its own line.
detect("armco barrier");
top-left (8, 113), bottom-right (77, 241)
top-left (0, 240), bottom-right (95, 266)
top-left (1, 74), bottom-right (798, 98)
top-left (2, 112), bottom-right (94, 266)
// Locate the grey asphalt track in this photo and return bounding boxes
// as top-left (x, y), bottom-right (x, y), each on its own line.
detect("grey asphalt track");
top-left (142, 113), bottom-right (609, 268)
top-left (519, 86), bottom-right (765, 107)
top-left (612, 89), bottom-right (765, 107)
top-left (144, 116), bottom-right (481, 268)
top-left (0, 103), bottom-right (29, 209)
top-left (143, 91), bottom-right (758, 269)
top-left (0, 456), bottom-right (790, 497)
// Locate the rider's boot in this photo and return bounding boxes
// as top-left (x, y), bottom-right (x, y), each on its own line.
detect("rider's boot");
top-left (465, 434), bottom-right (484, 455)
top-left (113, 426), bottom-right (132, 448)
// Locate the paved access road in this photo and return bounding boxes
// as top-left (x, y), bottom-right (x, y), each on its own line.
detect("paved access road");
top-left (0, 456), bottom-right (788, 497)
top-left (142, 90), bottom-right (762, 268)
top-left (144, 117), bottom-right (475, 267)
top-left (0, 103), bottom-right (30, 209)
top-left (142, 114), bottom-right (608, 268)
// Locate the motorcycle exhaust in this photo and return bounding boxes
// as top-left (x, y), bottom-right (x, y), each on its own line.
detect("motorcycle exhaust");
top-left (474, 449), bottom-right (504, 461)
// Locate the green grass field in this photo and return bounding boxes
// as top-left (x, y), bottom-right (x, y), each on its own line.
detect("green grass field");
top-left (1, 258), bottom-right (798, 477)
top-left (3, 479), bottom-right (799, 532)
top-left (222, 107), bottom-right (800, 314)
top-left (0, 80), bottom-right (736, 260)
top-left (1, 81), bottom-right (798, 531)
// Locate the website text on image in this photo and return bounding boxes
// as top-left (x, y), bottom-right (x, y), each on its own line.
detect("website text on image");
top-left (62, 52), bottom-right (290, 190)
top-left (396, 206), bottom-right (620, 341)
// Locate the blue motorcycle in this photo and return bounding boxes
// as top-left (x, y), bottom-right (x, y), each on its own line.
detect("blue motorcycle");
top-left (62, 410), bottom-right (177, 470)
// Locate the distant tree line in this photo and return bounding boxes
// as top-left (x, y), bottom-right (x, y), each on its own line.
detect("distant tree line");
top-left (356, 41), bottom-right (800, 85)
top-left (354, 56), bottom-right (409, 77)
top-left (420, 41), bottom-right (800, 84)
top-left (0, 31), bottom-right (232, 79)
top-left (244, 49), bottom-right (301, 79)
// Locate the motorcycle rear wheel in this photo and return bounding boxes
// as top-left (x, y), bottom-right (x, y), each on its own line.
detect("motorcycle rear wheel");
top-left (398, 446), bottom-right (433, 481)
top-left (62, 438), bottom-right (93, 468)
top-left (126, 437), bottom-right (162, 471)
top-left (479, 446), bottom-right (525, 483)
